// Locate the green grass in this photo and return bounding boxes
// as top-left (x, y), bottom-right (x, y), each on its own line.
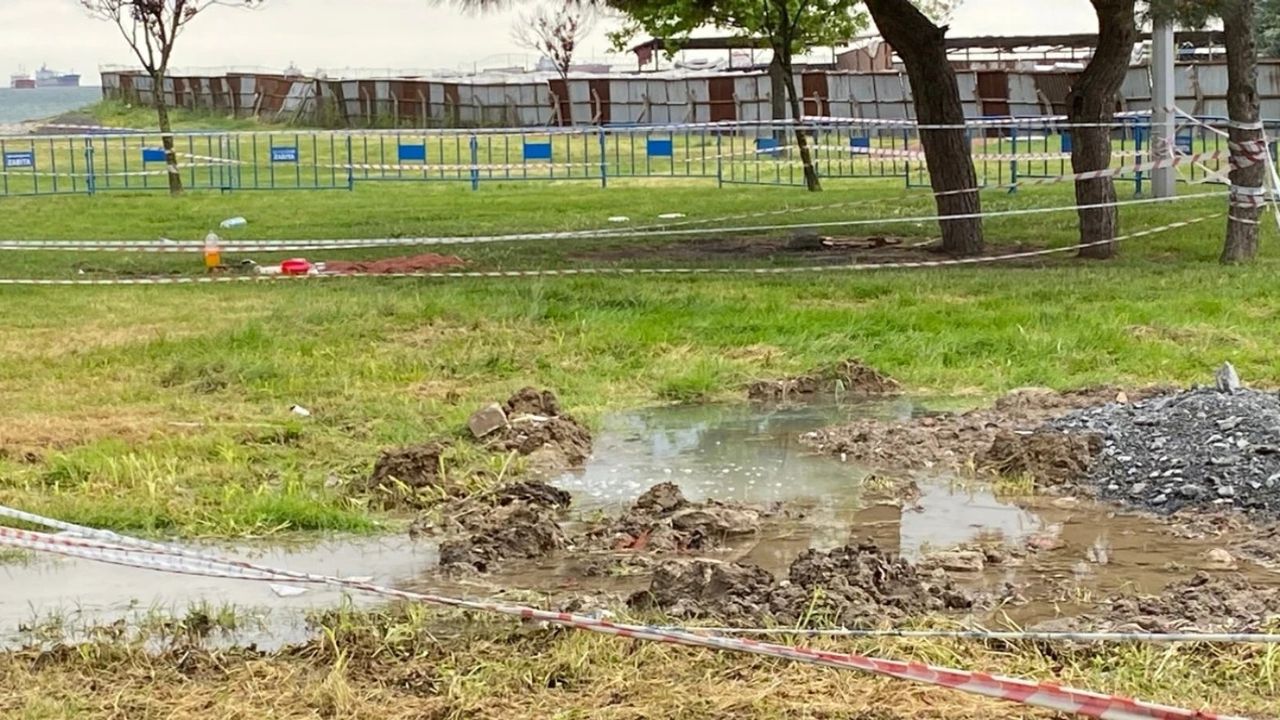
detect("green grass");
top-left (0, 179), bottom-right (1275, 537)
top-left (3, 604), bottom-right (1277, 719)
top-left (85, 99), bottom-right (289, 132)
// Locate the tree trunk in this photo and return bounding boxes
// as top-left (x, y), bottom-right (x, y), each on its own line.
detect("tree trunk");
top-left (768, 55), bottom-right (787, 148)
top-left (780, 52), bottom-right (821, 192)
top-left (153, 72), bottom-right (183, 196)
top-left (1067, 0), bottom-right (1136, 259)
top-left (864, 0), bottom-right (983, 256)
top-left (1222, 0), bottom-right (1264, 264)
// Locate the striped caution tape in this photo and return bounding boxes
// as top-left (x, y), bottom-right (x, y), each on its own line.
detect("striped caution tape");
top-left (0, 192), bottom-right (1229, 255)
top-left (0, 215), bottom-right (1220, 286)
top-left (657, 625), bottom-right (1280, 644)
top-left (0, 511), bottom-right (1247, 719)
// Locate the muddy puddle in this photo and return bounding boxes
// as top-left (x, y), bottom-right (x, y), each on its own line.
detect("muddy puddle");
top-left (4, 399), bottom-right (1279, 648)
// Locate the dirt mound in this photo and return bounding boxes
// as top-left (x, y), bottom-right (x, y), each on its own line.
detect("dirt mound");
top-left (481, 388), bottom-right (593, 474)
top-left (438, 502), bottom-right (566, 573)
top-left (367, 442), bottom-right (450, 494)
top-left (583, 482), bottom-right (762, 553)
top-left (435, 480), bottom-right (571, 572)
top-left (804, 386), bottom-right (1154, 481)
top-left (980, 430), bottom-right (1102, 487)
top-left (1040, 572), bottom-right (1280, 634)
top-left (1051, 378), bottom-right (1280, 519)
top-left (748, 359), bottom-right (900, 401)
top-left (504, 387), bottom-right (562, 417)
top-left (323, 253), bottom-right (465, 274)
top-left (630, 542), bottom-right (973, 626)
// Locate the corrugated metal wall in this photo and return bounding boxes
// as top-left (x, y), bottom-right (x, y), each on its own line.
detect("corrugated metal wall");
top-left (97, 62), bottom-right (1280, 129)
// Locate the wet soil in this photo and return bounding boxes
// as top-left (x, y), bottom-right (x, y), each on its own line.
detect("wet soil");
top-left (8, 398), bottom-right (1280, 652)
top-left (1038, 571), bottom-right (1280, 633)
top-left (631, 541), bottom-right (975, 626)
top-left (367, 388), bottom-right (592, 502)
top-left (747, 358), bottom-right (901, 401)
top-left (323, 253), bottom-right (466, 274)
top-left (573, 236), bottom-right (1051, 268)
top-left (802, 386), bottom-right (1165, 478)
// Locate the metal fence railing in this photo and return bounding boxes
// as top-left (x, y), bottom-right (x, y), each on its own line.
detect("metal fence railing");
top-left (0, 117), bottom-right (1266, 198)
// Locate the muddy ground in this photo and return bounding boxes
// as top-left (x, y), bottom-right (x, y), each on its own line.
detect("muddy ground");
top-left (747, 357), bottom-right (901, 401)
top-left (572, 235), bottom-right (1053, 267)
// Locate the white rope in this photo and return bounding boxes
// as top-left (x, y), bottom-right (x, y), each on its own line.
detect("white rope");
top-left (0, 191), bottom-right (1228, 254)
top-left (0, 214), bottom-right (1219, 286)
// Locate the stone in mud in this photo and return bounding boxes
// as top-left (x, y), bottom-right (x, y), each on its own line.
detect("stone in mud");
top-left (669, 506), bottom-right (761, 537)
top-left (633, 482), bottom-right (690, 514)
top-left (1216, 362), bottom-right (1241, 393)
top-left (468, 403), bottom-right (508, 439)
top-left (367, 442), bottom-right (450, 492)
top-left (747, 358), bottom-right (900, 401)
top-left (1202, 548), bottom-right (1238, 570)
top-left (979, 429), bottom-right (1102, 486)
top-left (919, 550), bottom-right (986, 573)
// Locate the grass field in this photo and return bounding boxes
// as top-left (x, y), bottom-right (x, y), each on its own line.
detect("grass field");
top-left (0, 179), bottom-right (1275, 536)
top-left (4, 105), bottom-right (1280, 719)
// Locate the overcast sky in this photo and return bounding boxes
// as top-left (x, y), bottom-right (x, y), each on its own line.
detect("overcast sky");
top-left (0, 0), bottom-right (1099, 83)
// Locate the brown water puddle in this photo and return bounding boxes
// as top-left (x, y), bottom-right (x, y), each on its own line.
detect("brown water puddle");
top-left (3, 400), bottom-right (1277, 648)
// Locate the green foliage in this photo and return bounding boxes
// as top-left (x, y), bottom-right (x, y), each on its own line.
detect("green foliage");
top-left (609, 0), bottom-right (868, 56)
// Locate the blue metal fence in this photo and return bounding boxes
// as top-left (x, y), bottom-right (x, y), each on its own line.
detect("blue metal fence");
top-left (0, 118), bottom-right (1269, 198)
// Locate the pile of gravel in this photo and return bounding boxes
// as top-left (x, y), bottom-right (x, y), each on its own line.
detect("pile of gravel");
top-left (1051, 371), bottom-right (1280, 518)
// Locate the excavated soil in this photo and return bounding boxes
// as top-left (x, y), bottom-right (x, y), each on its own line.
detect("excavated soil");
top-left (485, 388), bottom-right (593, 474)
top-left (1037, 572), bottom-right (1280, 634)
top-left (436, 481), bottom-right (572, 573)
top-left (747, 358), bottom-right (901, 401)
top-left (573, 236), bottom-right (1050, 267)
top-left (803, 386), bottom-right (1164, 478)
top-left (580, 482), bottom-right (766, 553)
top-left (323, 253), bottom-right (466, 274)
top-left (630, 542), bottom-right (975, 626)
top-left (367, 442), bottom-right (452, 494)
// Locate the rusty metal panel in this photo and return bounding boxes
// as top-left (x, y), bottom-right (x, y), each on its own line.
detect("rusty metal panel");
top-left (708, 76), bottom-right (735, 122)
top-left (801, 72), bottom-right (829, 116)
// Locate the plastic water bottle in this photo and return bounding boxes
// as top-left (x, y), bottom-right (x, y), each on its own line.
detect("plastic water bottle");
top-left (219, 217), bottom-right (247, 229)
top-left (204, 232), bottom-right (222, 271)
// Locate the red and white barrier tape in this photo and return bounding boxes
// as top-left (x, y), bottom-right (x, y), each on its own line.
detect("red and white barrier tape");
top-left (0, 514), bottom-right (1245, 719)
top-left (0, 215), bottom-right (1219, 286)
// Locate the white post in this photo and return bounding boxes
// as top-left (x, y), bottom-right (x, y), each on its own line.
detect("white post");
top-left (1151, 20), bottom-right (1176, 197)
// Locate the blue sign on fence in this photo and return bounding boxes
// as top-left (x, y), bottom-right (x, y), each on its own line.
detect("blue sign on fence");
top-left (646, 138), bottom-right (673, 158)
top-left (1176, 134), bottom-right (1194, 155)
top-left (755, 137), bottom-right (780, 156)
top-left (849, 136), bottom-right (871, 151)
top-left (142, 148), bottom-right (167, 163)
top-left (398, 144), bottom-right (426, 162)
top-left (3, 151), bottom-right (35, 169)
top-left (1060, 133), bottom-right (1072, 153)
top-left (523, 141), bottom-right (553, 160)
top-left (271, 146), bottom-right (299, 163)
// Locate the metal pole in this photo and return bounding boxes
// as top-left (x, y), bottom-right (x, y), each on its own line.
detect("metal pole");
top-left (1151, 19), bottom-right (1176, 197)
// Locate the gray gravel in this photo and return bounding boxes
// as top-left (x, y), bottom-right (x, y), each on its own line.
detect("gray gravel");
top-left (1050, 382), bottom-right (1280, 518)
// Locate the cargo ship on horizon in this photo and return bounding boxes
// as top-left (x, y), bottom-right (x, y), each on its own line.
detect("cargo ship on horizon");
top-left (9, 69), bottom-right (35, 89)
top-left (35, 64), bottom-right (81, 88)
